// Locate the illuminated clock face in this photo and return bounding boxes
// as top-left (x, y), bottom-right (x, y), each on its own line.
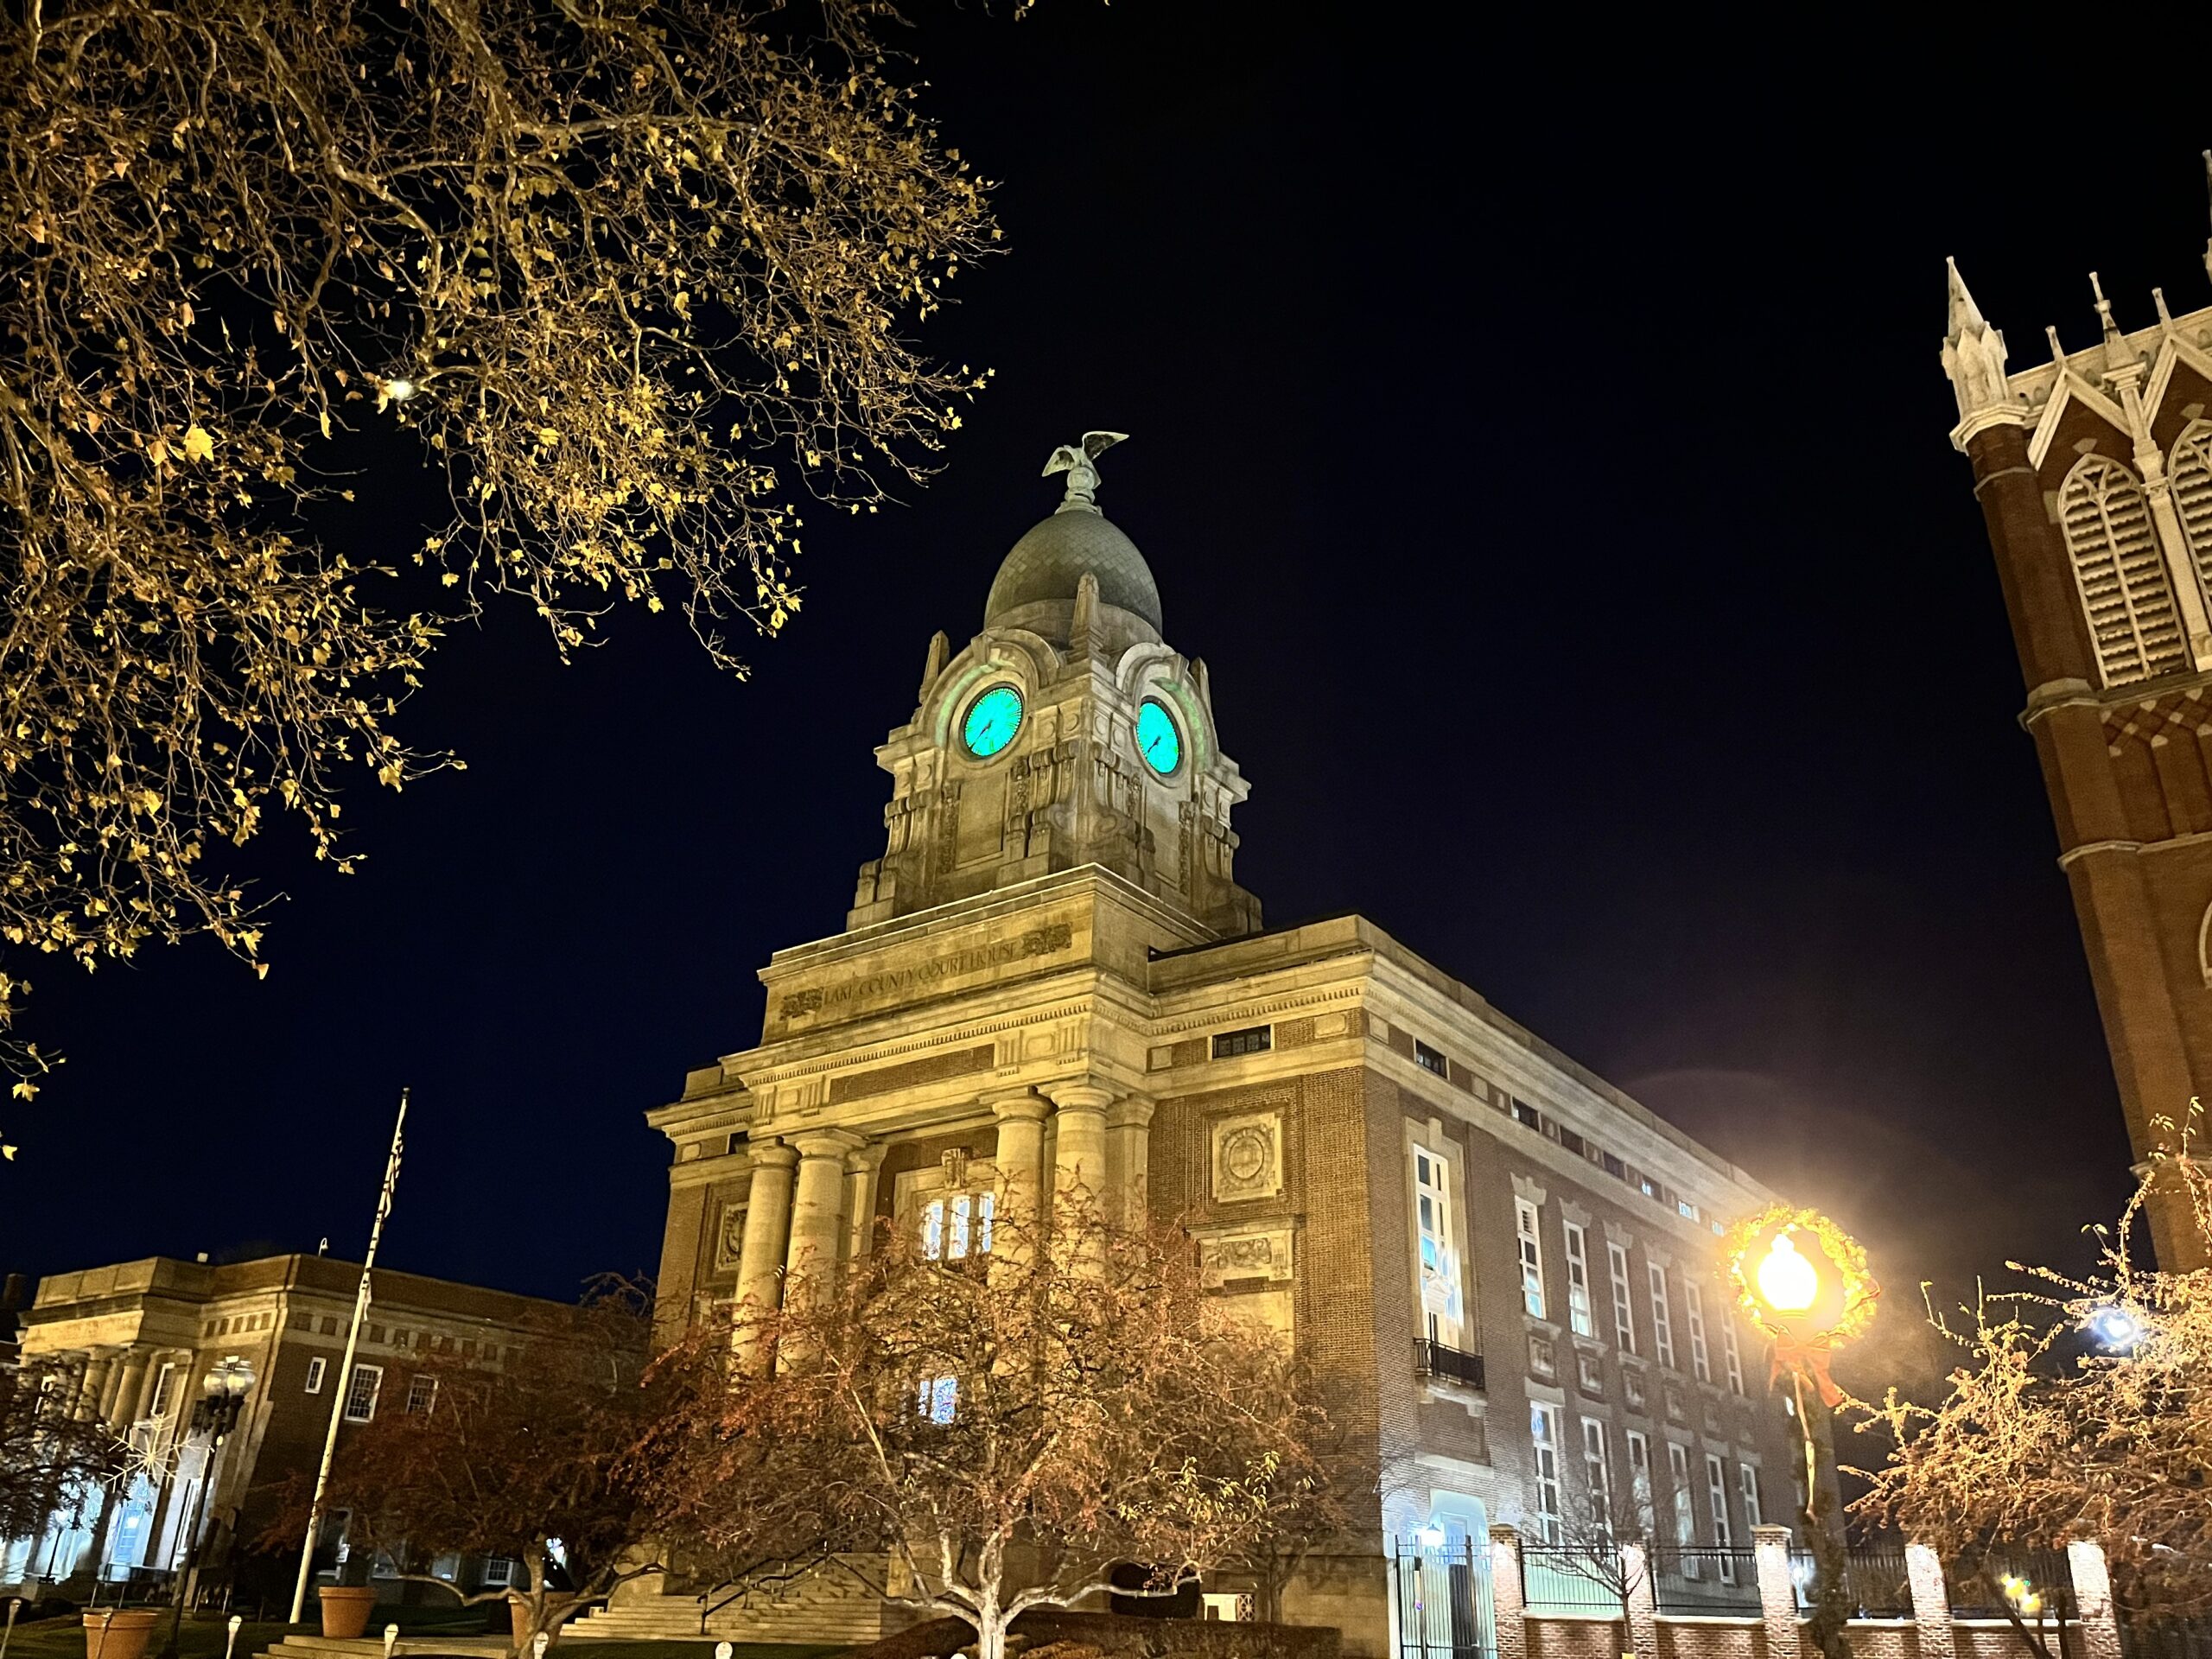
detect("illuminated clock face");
top-left (1136, 699), bottom-right (1182, 776)
top-left (961, 684), bottom-right (1024, 759)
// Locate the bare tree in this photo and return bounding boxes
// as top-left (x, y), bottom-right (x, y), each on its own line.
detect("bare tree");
top-left (0, 1354), bottom-right (115, 1546)
top-left (0, 0), bottom-right (999, 1106)
top-left (639, 1206), bottom-right (1331, 1659)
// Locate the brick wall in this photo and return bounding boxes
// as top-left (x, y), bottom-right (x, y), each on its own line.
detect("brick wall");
top-left (1527, 1617), bottom-right (1624, 1659)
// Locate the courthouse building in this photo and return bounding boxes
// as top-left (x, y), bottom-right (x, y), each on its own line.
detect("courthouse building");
top-left (640, 438), bottom-right (1802, 1651)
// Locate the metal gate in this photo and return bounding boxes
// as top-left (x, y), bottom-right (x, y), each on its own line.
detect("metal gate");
top-left (1392, 1537), bottom-right (1496, 1659)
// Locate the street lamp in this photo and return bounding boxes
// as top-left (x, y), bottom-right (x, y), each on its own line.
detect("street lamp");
top-left (1722, 1207), bottom-right (1879, 1659)
top-left (2085, 1305), bottom-right (2145, 1353)
top-left (155, 1357), bottom-right (256, 1659)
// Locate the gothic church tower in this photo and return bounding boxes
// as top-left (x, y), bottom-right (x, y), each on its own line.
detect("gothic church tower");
top-left (1943, 161), bottom-right (2212, 1266)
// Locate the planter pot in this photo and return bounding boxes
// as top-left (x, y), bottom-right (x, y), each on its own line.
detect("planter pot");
top-left (320, 1586), bottom-right (382, 1640)
top-left (82, 1609), bottom-right (162, 1659)
top-left (509, 1599), bottom-right (531, 1640)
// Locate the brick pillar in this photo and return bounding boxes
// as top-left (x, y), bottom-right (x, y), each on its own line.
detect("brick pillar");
top-left (1490, 1526), bottom-right (1527, 1659)
top-left (1905, 1542), bottom-right (1955, 1659)
top-left (2065, 1537), bottom-right (2123, 1659)
top-left (1751, 1526), bottom-right (1801, 1659)
top-left (1621, 1541), bottom-right (1659, 1659)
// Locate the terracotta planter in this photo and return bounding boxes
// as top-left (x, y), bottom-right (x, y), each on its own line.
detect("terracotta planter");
top-left (320, 1586), bottom-right (382, 1640)
top-left (82, 1608), bottom-right (162, 1659)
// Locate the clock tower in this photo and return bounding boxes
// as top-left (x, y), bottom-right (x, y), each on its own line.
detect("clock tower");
top-left (848, 433), bottom-right (1262, 939)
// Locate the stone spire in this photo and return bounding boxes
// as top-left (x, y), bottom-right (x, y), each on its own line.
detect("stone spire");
top-left (2089, 271), bottom-right (2141, 377)
top-left (1941, 257), bottom-right (2020, 441)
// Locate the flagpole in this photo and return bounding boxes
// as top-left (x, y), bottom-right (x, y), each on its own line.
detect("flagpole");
top-left (287, 1089), bottom-right (408, 1626)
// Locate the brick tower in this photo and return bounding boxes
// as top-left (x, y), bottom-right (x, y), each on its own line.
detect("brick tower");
top-left (1943, 157), bottom-right (2212, 1266)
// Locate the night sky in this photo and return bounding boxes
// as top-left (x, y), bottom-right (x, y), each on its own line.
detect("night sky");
top-left (8, 12), bottom-right (2212, 1325)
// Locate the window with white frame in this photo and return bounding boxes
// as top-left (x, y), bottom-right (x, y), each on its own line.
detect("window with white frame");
top-left (1580, 1418), bottom-right (1611, 1531)
top-left (1529, 1404), bottom-right (1564, 1543)
top-left (1647, 1263), bottom-right (1675, 1368)
top-left (1685, 1281), bottom-right (1711, 1382)
top-left (1720, 1314), bottom-right (1744, 1395)
top-left (1707, 1452), bottom-right (1735, 1580)
top-left (1666, 1441), bottom-right (1697, 1571)
top-left (922, 1189), bottom-right (995, 1261)
top-left (303, 1357), bottom-right (326, 1395)
top-left (480, 1558), bottom-right (518, 1589)
top-left (917, 1376), bottom-right (957, 1423)
top-left (1737, 1463), bottom-right (1762, 1529)
top-left (1562, 1221), bottom-right (1594, 1338)
top-left (149, 1362), bottom-right (178, 1419)
top-left (1515, 1198), bottom-right (1545, 1320)
top-left (405, 1375), bottom-right (439, 1415)
top-left (1414, 1146), bottom-right (1464, 1348)
top-left (342, 1363), bottom-right (383, 1424)
top-left (1625, 1428), bottom-right (1656, 1535)
top-left (1607, 1241), bottom-right (1637, 1354)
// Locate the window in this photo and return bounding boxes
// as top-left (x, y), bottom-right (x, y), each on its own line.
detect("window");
top-left (1638, 1175), bottom-right (1660, 1200)
top-left (1529, 1406), bottom-right (1564, 1543)
top-left (2175, 420), bottom-right (2212, 598)
top-left (1707, 1453), bottom-right (1735, 1579)
top-left (1580, 1419), bottom-right (1612, 1530)
top-left (1721, 1314), bottom-right (1745, 1395)
top-left (1558, 1128), bottom-right (1586, 1158)
top-left (1606, 1242), bottom-right (1637, 1355)
top-left (1623, 1367), bottom-right (1648, 1413)
top-left (480, 1559), bottom-right (518, 1590)
top-left (1212, 1026), bottom-right (1272, 1059)
top-left (365, 1323), bottom-right (385, 1344)
top-left (726, 1131), bottom-right (746, 1155)
top-left (342, 1364), bottom-right (383, 1424)
top-left (1625, 1429), bottom-right (1656, 1535)
top-left (320, 1316), bottom-right (340, 1336)
top-left (1677, 1198), bottom-right (1701, 1223)
top-left (1562, 1222), bottom-right (1594, 1338)
top-left (1647, 1263), bottom-right (1675, 1368)
top-left (391, 1329), bottom-right (410, 1351)
top-left (1602, 1152), bottom-right (1626, 1181)
top-left (2061, 453), bottom-right (2186, 688)
top-left (1414, 1039), bottom-right (1446, 1076)
top-left (1666, 1441), bottom-right (1696, 1564)
top-left (922, 1190), bottom-right (996, 1261)
top-left (1414, 1147), bottom-right (1463, 1347)
top-left (1737, 1464), bottom-right (1763, 1529)
top-left (405, 1376), bottom-right (439, 1415)
top-left (1512, 1099), bottom-right (1541, 1130)
top-left (149, 1363), bottom-right (178, 1419)
top-left (917, 1375), bottom-right (957, 1424)
top-left (1515, 1198), bottom-right (1545, 1319)
top-left (303, 1357), bottom-right (327, 1395)
top-left (1685, 1282), bottom-right (1711, 1383)
top-left (1576, 1351), bottom-right (1604, 1395)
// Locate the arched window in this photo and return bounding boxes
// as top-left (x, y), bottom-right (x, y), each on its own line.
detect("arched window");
top-left (2171, 418), bottom-right (2212, 599)
top-left (2061, 454), bottom-right (2185, 687)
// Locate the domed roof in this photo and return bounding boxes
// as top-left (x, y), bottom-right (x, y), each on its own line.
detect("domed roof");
top-left (984, 508), bottom-right (1163, 634)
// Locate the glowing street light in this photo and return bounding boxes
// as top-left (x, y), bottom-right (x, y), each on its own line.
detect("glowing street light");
top-left (385, 378), bottom-right (416, 402)
top-left (1756, 1233), bottom-right (1821, 1314)
top-left (2086, 1305), bottom-right (2145, 1352)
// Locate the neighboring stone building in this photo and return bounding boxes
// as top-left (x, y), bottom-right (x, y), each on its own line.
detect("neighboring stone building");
top-left (1941, 170), bottom-right (2212, 1268)
top-left (0, 1253), bottom-right (574, 1606)
top-left (636, 436), bottom-right (1802, 1656)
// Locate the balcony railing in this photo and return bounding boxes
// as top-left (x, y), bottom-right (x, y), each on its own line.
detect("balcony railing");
top-left (1414, 1338), bottom-right (1485, 1391)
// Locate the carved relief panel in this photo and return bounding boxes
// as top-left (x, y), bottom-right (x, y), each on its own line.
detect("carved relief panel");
top-left (1211, 1110), bottom-right (1284, 1203)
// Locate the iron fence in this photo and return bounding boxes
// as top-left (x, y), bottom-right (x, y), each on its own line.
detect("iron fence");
top-left (1649, 1546), bottom-right (1762, 1616)
top-left (1517, 1545), bottom-right (1628, 1618)
top-left (1413, 1340), bottom-right (1487, 1391)
top-left (1391, 1536), bottom-right (1497, 1659)
top-left (1948, 1547), bottom-right (2077, 1621)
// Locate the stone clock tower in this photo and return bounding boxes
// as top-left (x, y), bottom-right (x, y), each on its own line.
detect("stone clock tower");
top-left (848, 431), bottom-right (1262, 938)
top-left (1942, 170), bottom-right (2212, 1267)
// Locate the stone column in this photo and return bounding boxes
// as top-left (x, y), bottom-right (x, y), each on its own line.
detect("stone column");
top-left (989, 1090), bottom-right (1051, 1268)
top-left (1103, 1096), bottom-right (1156, 1228)
top-left (784, 1129), bottom-right (862, 1292)
top-left (1489, 1526), bottom-right (1527, 1659)
top-left (844, 1141), bottom-right (889, 1261)
top-left (110, 1352), bottom-right (150, 1428)
top-left (1905, 1541), bottom-right (1956, 1659)
top-left (75, 1351), bottom-right (114, 1421)
top-left (731, 1142), bottom-right (798, 1362)
top-left (1048, 1084), bottom-right (1113, 1211)
top-left (1751, 1525), bottom-right (1801, 1659)
top-left (2065, 1536), bottom-right (2123, 1659)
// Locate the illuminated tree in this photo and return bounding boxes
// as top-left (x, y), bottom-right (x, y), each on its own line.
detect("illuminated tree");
top-left (640, 1209), bottom-right (1328, 1659)
top-left (0, 0), bottom-right (997, 1101)
top-left (0, 1354), bottom-right (114, 1544)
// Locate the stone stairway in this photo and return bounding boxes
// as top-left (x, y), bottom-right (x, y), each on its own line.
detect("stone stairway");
top-left (252, 1637), bottom-right (512, 1659)
top-left (569, 1567), bottom-right (894, 1646)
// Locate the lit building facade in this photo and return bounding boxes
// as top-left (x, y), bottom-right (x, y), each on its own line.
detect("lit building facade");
top-left (641, 442), bottom-right (1802, 1652)
top-left (1941, 174), bottom-right (2212, 1268)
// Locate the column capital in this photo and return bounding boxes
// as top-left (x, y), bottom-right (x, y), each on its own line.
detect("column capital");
top-left (986, 1088), bottom-right (1052, 1125)
top-left (1104, 1096), bottom-right (1155, 1131)
top-left (785, 1128), bottom-right (865, 1161)
top-left (1046, 1081), bottom-right (1115, 1115)
top-left (845, 1138), bottom-right (889, 1174)
top-left (749, 1141), bottom-right (800, 1171)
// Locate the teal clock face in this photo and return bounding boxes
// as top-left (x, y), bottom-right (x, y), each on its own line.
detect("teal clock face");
top-left (1136, 699), bottom-right (1182, 776)
top-left (961, 684), bottom-right (1024, 759)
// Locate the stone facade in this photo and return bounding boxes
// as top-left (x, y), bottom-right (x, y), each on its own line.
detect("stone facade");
top-left (2, 1254), bottom-right (575, 1604)
top-left (649, 447), bottom-right (1802, 1655)
top-left (1942, 210), bottom-right (2212, 1266)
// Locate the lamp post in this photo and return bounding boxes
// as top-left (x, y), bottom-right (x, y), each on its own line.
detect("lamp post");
top-left (1721, 1208), bottom-right (1878, 1659)
top-left (155, 1357), bottom-right (256, 1659)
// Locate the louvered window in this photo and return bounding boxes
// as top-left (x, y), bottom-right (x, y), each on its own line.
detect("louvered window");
top-left (2171, 420), bottom-right (2212, 603)
top-left (2062, 454), bottom-right (2185, 687)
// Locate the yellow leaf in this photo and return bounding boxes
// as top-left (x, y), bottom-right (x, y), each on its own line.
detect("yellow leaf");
top-left (182, 424), bottom-right (214, 462)
top-left (10, 1080), bottom-right (36, 1102)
